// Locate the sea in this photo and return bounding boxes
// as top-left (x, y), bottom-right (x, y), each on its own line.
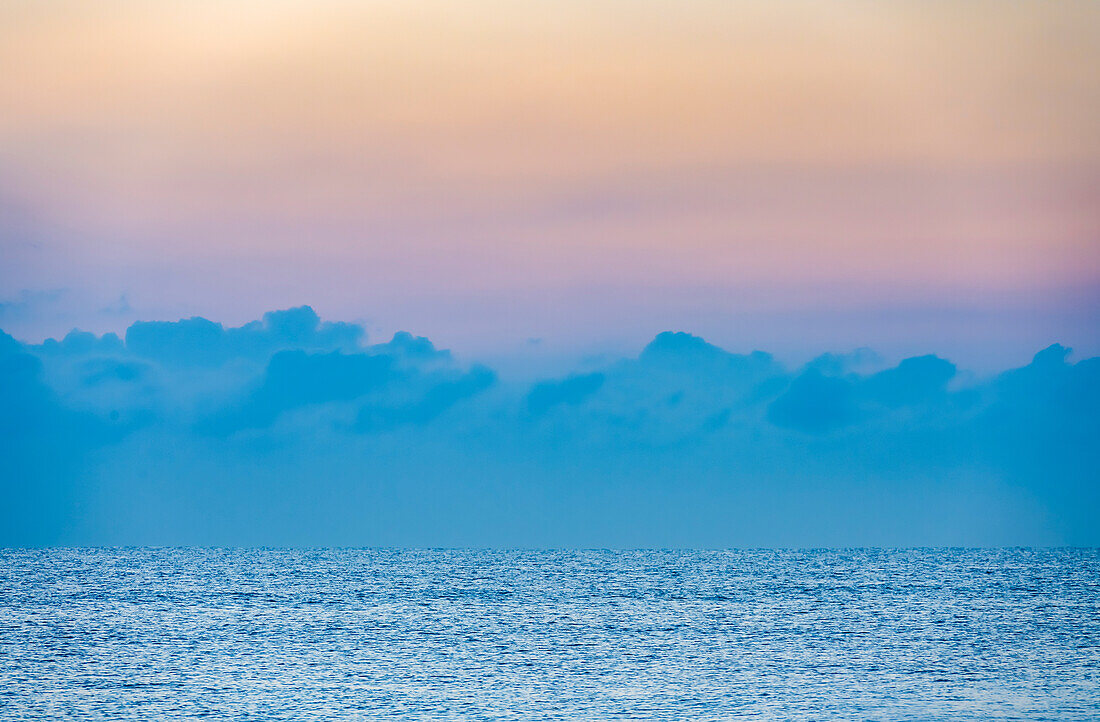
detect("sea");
top-left (1, 548), bottom-right (1098, 720)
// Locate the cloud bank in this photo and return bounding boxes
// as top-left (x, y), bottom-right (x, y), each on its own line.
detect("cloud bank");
top-left (2, 307), bottom-right (1097, 547)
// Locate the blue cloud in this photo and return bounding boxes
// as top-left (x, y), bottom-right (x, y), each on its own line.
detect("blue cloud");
top-left (123, 306), bottom-right (363, 367)
top-left (36, 329), bottom-right (125, 357)
top-left (640, 331), bottom-right (778, 379)
top-left (203, 349), bottom-right (399, 434)
top-left (1, 310), bottom-right (1097, 546)
top-left (805, 347), bottom-right (883, 376)
top-left (0, 330), bottom-right (116, 441)
top-left (767, 369), bottom-right (858, 432)
top-left (862, 354), bottom-right (955, 408)
top-left (356, 365), bottom-right (496, 431)
top-left (0, 329), bottom-right (129, 543)
top-left (79, 357), bottom-right (148, 386)
top-left (766, 354), bottom-right (957, 432)
top-left (0, 289), bottom-right (66, 323)
top-left (370, 331), bottom-right (452, 364)
top-left (526, 372), bottom-right (605, 415)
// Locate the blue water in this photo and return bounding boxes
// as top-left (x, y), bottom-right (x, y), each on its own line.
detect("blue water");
top-left (1, 549), bottom-right (1098, 720)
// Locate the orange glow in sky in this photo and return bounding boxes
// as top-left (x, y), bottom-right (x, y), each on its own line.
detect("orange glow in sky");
top-left (1, 0), bottom-right (1098, 363)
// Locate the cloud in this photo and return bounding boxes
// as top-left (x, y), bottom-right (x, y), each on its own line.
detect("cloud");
top-left (521, 332), bottom-right (784, 444)
top-left (0, 289), bottom-right (66, 322)
top-left (526, 373), bottom-right (606, 415)
top-left (0, 329), bottom-right (114, 441)
top-left (198, 329), bottom-right (495, 435)
top-left (99, 294), bottom-right (132, 316)
top-left (202, 349), bottom-right (399, 434)
top-left (805, 347), bottom-right (884, 376)
top-left (355, 365), bottom-right (496, 431)
top-left (1, 309), bottom-right (1098, 546)
top-left (37, 329), bottom-right (126, 357)
top-left (767, 370), bottom-right (858, 432)
top-left (984, 344), bottom-right (1100, 434)
top-left (639, 331), bottom-right (778, 376)
top-left (123, 306), bottom-right (363, 367)
top-left (862, 355), bottom-right (956, 408)
top-left (766, 354), bottom-right (957, 432)
top-left (0, 329), bottom-right (129, 543)
top-left (79, 357), bottom-right (148, 387)
top-left (369, 331), bottom-right (452, 365)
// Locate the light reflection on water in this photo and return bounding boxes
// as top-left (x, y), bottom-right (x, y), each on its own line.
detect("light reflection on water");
top-left (1, 548), bottom-right (1098, 720)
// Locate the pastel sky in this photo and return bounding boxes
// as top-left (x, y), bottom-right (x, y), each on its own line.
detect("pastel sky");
top-left (3, 2), bottom-right (1100, 547)
top-left (2, 0), bottom-right (1099, 368)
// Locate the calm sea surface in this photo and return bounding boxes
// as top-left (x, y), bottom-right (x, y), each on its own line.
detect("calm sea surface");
top-left (1, 548), bottom-right (1098, 720)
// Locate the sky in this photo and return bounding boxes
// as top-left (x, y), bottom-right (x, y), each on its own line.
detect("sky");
top-left (1, 0), bottom-right (1098, 368)
top-left (1, 1), bottom-right (1098, 546)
